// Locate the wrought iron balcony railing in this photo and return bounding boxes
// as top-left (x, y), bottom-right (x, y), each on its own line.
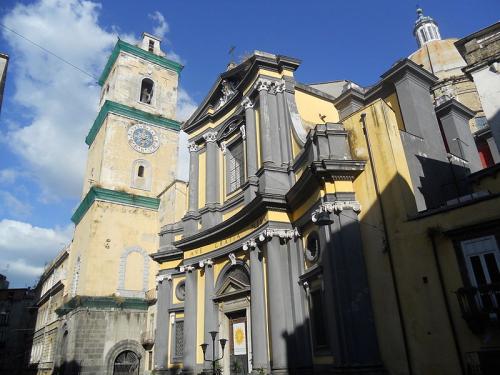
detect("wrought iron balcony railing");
top-left (456, 283), bottom-right (500, 333)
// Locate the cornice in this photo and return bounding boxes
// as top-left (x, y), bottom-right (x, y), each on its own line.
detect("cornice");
top-left (71, 186), bottom-right (160, 225)
top-left (85, 100), bottom-right (181, 146)
top-left (98, 39), bottom-right (183, 86)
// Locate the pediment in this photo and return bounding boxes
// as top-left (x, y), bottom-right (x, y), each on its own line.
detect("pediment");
top-left (216, 276), bottom-right (249, 297)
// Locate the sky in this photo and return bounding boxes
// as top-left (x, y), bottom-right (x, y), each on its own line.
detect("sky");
top-left (0, 0), bottom-right (498, 287)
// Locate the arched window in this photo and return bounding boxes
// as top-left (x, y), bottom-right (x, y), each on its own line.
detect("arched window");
top-left (140, 78), bottom-right (154, 104)
top-left (137, 165), bottom-right (144, 177)
top-left (113, 350), bottom-right (139, 375)
top-left (305, 232), bottom-right (320, 263)
top-left (131, 160), bottom-right (152, 191)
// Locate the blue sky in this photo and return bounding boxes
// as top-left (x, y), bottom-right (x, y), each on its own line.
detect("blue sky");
top-left (0, 0), bottom-right (498, 287)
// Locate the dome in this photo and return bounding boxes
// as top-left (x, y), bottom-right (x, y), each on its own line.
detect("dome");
top-left (409, 39), bottom-right (467, 79)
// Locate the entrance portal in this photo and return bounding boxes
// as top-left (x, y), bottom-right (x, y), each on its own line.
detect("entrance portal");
top-left (228, 310), bottom-right (248, 375)
top-left (113, 350), bottom-right (139, 375)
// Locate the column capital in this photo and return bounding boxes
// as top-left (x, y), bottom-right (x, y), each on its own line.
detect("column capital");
top-left (242, 239), bottom-right (257, 251)
top-left (240, 97), bottom-right (254, 109)
top-left (203, 131), bottom-right (218, 143)
top-left (188, 142), bottom-right (199, 153)
top-left (258, 227), bottom-right (300, 242)
top-left (275, 81), bottom-right (285, 93)
top-left (199, 259), bottom-right (214, 268)
top-left (156, 274), bottom-right (172, 284)
top-left (254, 78), bottom-right (272, 92)
top-left (180, 265), bottom-right (196, 273)
top-left (311, 200), bottom-right (361, 223)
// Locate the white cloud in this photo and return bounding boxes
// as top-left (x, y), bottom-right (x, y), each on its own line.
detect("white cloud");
top-left (149, 11), bottom-right (169, 39)
top-left (0, 190), bottom-right (32, 219)
top-left (0, 219), bottom-right (72, 287)
top-left (1, 0), bottom-right (117, 200)
top-left (1, 1), bottom-right (194, 201)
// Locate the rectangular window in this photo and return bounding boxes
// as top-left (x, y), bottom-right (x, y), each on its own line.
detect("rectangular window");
top-left (461, 236), bottom-right (500, 309)
top-left (310, 289), bottom-right (329, 350)
top-left (0, 311), bottom-right (9, 326)
top-left (148, 40), bottom-right (155, 52)
top-left (172, 319), bottom-right (184, 362)
top-left (226, 139), bottom-right (245, 194)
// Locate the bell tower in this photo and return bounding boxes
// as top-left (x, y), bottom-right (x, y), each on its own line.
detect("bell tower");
top-left (55, 33), bottom-right (184, 374)
top-left (67, 32), bottom-right (183, 298)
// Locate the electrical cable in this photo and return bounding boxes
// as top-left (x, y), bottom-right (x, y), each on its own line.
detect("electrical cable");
top-left (0, 23), bottom-right (99, 82)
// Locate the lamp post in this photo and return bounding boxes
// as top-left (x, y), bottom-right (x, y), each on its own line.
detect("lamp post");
top-left (200, 330), bottom-right (227, 375)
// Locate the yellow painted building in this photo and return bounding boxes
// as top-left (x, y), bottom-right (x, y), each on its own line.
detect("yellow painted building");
top-left (151, 44), bottom-right (499, 375)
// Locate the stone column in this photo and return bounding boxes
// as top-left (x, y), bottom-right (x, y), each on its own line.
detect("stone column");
top-left (249, 243), bottom-right (269, 371)
top-left (255, 79), bottom-right (273, 166)
top-left (183, 266), bottom-right (198, 374)
top-left (154, 274), bottom-right (172, 370)
top-left (187, 143), bottom-right (199, 213)
top-left (241, 97), bottom-right (258, 177)
top-left (202, 259), bottom-right (218, 362)
top-left (267, 84), bottom-right (282, 164)
top-left (265, 234), bottom-right (293, 373)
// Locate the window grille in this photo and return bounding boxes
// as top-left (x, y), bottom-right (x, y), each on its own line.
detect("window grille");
top-left (227, 139), bottom-right (244, 193)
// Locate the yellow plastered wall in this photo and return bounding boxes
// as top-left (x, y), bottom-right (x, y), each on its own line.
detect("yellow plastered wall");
top-left (384, 93), bottom-right (406, 131)
top-left (198, 150), bottom-right (206, 209)
top-left (82, 117), bottom-right (108, 198)
top-left (294, 89), bottom-right (340, 130)
top-left (68, 201), bottom-right (159, 297)
top-left (97, 115), bottom-right (179, 198)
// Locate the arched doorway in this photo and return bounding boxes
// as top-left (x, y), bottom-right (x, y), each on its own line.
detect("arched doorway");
top-left (113, 350), bottom-right (140, 375)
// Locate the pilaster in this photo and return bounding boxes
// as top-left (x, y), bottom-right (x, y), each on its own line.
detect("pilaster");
top-left (183, 266), bottom-right (198, 374)
top-left (201, 259), bottom-right (218, 362)
top-left (256, 79), bottom-right (273, 166)
top-left (202, 131), bottom-right (222, 227)
top-left (154, 274), bottom-right (172, 370)
top-left (248, 242), bottom-right (269, 371)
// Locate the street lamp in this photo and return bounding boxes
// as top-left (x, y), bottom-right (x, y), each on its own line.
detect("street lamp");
top-left (200, 330), bottom-right (227, 374)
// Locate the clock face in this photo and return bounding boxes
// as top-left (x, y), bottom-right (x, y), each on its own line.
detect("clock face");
top-left (127, 124), bottom-right (160, 153)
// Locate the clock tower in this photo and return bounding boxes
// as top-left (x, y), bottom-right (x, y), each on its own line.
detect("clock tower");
top-left (57, 33), bottom-right (185, 374)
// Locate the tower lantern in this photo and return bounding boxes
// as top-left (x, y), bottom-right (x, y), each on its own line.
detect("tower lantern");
top-left (413, 7), bottom-right (441, 47)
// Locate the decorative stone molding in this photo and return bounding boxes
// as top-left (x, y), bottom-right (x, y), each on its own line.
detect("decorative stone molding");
top-left (156, 274), bottom-right (172, 284)
top-left (240, 125), bottom-right (246, 140)
top-left (228, 253), bottom-right (237, 265)
top-left (216, 80), bottom-right (236, 109)
top-left (220, 141), bottom-right (227, 155)
top-left (258, 227), bottom-right (300, 242)
top-left (188, 142), bottom-right (199, 153)
top-left (117, 246), bottom-right (150, 293)
top-left (311, 201), bottom-right (362, 223)
top-left (179, 265), bottom-right (195, 273)
top-left (254, 78), bottom-right (272, 92)
top-left (199, 259), bottom-right (214, 268)
top-left (203, 131), bottom-right (218, 143)
top-left (240, 97), bottom-right (254, 109)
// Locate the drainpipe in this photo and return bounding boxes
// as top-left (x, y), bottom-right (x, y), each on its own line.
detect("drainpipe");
top-left (428, 228), bottom-right (465, 375)
top-left (360, 113), bottom-right (414, 375)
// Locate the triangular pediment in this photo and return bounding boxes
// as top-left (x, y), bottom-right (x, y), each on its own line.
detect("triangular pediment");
top-left (216, 276), bottom-right (249, 297)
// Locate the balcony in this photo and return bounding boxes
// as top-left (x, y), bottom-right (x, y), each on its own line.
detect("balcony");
top-left (456, 283), bottom-right (500, 333)
top-left (140, 330), bottom-right (155, 350)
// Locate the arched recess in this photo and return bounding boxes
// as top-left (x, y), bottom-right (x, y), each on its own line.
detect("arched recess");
top-left (130, 159), bottom-right (152, 191)
top-left (139, 77), bottom-right (155, 105)
top-left (117, 246), bottom-right (150, 298)
top-left (215, 260), bottom-right (251, 295)
top-left (104, 339), bottom-right (144, 375)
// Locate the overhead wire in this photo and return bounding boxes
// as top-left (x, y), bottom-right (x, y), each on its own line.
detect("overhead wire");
top-left (0, 23), bottom-right (99, 82)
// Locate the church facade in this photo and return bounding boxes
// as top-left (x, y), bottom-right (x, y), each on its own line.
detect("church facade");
top-left (32, 11), bottom-right (500, 375)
